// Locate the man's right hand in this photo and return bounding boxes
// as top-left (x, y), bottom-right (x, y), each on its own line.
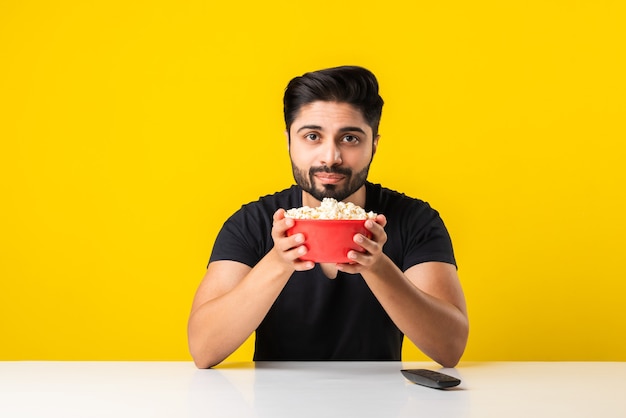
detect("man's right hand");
top-left (271, 209), bottom-right (315, 271)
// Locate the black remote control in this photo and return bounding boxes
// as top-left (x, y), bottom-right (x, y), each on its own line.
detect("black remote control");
top-left (401, 369), bottom-right (461, 389)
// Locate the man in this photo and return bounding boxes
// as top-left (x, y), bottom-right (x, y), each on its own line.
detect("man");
top-left (188, 66), bottom-right (468, 368)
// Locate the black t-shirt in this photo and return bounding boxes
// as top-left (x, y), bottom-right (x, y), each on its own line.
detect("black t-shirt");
top-left (209, 182), bottom-right (456, 360)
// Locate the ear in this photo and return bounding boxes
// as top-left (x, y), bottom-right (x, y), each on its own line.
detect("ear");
top-left (372, 134), bottom-right (380, 157)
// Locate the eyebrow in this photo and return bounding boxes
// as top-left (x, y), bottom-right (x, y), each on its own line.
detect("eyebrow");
top-left (296, 125), bottom-right (367, 135)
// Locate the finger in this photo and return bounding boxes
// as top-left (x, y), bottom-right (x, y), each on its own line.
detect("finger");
top-left (351, 234), bottom-right (382, 266)
top-left (273, 209), bottom-right (295, 232)
top-left (354, 232), bottom-right (378, 253)
top-left (338, 255), bottom-right (366, 271)
top-left (293, 259), bottom-right (315, 271)
top-left (364, 218), bottom-right (383, 235)
top-left (363, 218), bottom-right (387, 245)
top-left (286, 245), bottom-right (315, 270)
top-left (274, 232), bottom-right (304, 254)
top-left (273, 208), bottom-right (286, 222)
top-left (272, 213), bottom-right (295, 238)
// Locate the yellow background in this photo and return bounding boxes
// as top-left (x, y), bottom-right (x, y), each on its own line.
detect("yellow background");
top-left (1, 1), bottom-right (624, 362)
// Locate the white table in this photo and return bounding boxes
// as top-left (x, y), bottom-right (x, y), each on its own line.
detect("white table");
top-left (1, 361), bottom-right (625, 417)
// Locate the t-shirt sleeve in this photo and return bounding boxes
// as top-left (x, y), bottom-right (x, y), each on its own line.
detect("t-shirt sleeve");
top-left (208, 207), bottom-right (271, 268)
top-left (400, 203), bottom-right (457, 271)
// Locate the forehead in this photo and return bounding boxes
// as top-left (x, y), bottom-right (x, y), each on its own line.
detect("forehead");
top-left (291, 101), bottom-right (369, 130)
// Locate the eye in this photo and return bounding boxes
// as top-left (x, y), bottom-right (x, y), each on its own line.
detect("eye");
top-left (304, 133), bottom-right (319, 142)
top-left (341, 135), bottom-right (360, 144)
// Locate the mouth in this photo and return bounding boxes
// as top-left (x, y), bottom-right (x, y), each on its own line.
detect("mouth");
top-left (314, 173), bottom-right (346, 185)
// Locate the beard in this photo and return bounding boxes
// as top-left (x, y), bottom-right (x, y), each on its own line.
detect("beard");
top-left (291, 161), bottom-right (371, 202)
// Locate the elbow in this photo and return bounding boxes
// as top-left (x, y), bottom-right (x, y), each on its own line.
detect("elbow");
top-left (191, 350), bottom-right (212, 369)
top-left (438, 353), bottom-right (463, 369)
top-left (190, 348), bottom-right (224, 369)
top-left (188, 321), bottom-right (227, 369)
top-left (433, 324), bottom-right (469, 368)
top-left (433, 344), bottom-right (466, 369)
top-left (193, 357), bottom-right (215, 370)
top-left (441, 334), bottom-right (468, 368)
top-left (188, 336), bottom-right (226, 369)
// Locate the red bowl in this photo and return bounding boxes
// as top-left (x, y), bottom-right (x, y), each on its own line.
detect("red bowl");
top-left (287, 219), bottom-right (372, 263)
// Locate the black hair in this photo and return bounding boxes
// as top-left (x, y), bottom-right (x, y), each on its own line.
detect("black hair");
top-left (283, 66), bottom-right (384, 138)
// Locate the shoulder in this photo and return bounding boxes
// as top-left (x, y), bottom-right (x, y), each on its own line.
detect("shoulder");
top-left (210, 185), bottom-right (302, 266)
top-left (365, 182), bottom-right (435, 217)
top-left (222, 185), bottom-right (303, 235)
top-left (234, 185), bottom-right (302, 220)
top-left (365, 183), bottom-right (456, 269)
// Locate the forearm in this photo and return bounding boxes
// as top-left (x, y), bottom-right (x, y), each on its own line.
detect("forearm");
top-left (188, 251), bottom-right (293, 368)
top-left (361, 258), bottom-right (469, 368)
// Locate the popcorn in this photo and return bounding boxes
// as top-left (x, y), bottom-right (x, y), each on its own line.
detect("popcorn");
top-left (285, 198), bottom-right (377, 220)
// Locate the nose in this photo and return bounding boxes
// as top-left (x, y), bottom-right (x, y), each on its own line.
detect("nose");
top-left (320, 141), bottom-right (342, 167)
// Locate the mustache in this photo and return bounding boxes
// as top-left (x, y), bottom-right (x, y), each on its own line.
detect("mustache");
top-left (309, 166), bottom-right (352, 176)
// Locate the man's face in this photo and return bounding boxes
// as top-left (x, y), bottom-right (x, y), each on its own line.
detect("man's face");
top-left (288, 101), bottom-right (379, 204)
